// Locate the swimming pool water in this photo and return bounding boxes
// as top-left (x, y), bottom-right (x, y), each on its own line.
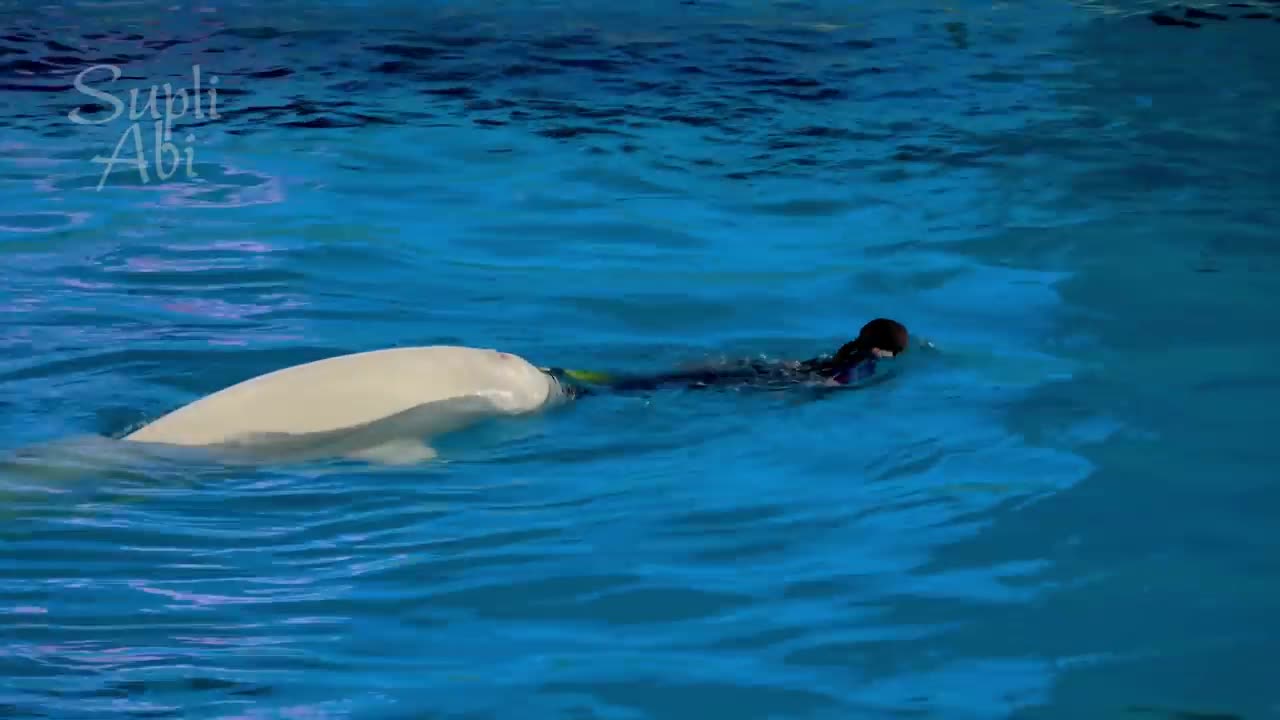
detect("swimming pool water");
top-left (2, 1), bottom-right (1278, 718)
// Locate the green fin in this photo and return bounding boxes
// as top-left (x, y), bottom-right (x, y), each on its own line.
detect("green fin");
top-left (539, 366), bottom-right (615, 385)
top-left (562, 368), bottom-right (614, 384)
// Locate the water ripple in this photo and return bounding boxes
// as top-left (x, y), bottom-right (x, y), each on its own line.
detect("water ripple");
top-left (2, 1), bottom-right (1276, 719)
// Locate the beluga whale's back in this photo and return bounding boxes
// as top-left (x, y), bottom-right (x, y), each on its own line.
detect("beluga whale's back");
top-left (123, 345), bottom-right (569, 463)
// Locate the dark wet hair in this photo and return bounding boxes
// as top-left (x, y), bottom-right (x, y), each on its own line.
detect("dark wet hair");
top-left (829, 318), bottom-right (910, 369)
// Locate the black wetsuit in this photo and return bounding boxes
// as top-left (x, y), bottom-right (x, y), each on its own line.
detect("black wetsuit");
top-left (545, 353), bottom-right (881, 398)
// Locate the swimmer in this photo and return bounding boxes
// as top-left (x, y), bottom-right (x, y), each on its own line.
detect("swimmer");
top-left (544, 318), bottom-right (910, 396)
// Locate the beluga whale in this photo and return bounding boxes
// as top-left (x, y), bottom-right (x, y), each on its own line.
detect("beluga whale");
top-left (122, 345), bottom-right (573, 465)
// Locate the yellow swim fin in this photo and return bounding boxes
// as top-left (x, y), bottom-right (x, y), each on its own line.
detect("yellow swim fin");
top-left (563, 368), bottom-right (614, 384)
top-left (539, 367), bottom-right (615, 385)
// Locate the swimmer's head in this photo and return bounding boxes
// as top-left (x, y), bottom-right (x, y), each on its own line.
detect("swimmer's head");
top-left (855, 316), bottom-right (906, 356)
top-left (821, 318), bottom-right (909, 382)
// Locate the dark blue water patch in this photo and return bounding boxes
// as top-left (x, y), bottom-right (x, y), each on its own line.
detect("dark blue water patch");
top-left (141, 38), bottom-right (191, 52)
top-left (215, 26), bottom-right (289, 41)
top-left (370, 42), bottom-right (446, 60)
top-left (499, 62), bottom-right (565, 78)
top-left (246, 67), bottom-right (293, 79)
top-left (540, 56), bottom-right (629, 73)
top-left (371, 59), bottom-right (413, 75)
top-left (0, 14), bottom-right (933, 183)
top-left (537, 123), bottom-right (643, 140)
top-left (893, 144), bottom-right (995, 169)
top-left (421, 85), bottom-right (478, 99)
top-left (230, 98), bottom-right (400, 129)
top-left (0, 80), bottom-right (75, 92)
top-left (1151, 11), bottom-right (1202, 27)
top-left (1185, 8), bottom-right (1230, 20)
top-left (1147, 2), bottom-right (1280, 27)
top-left (2, 58), bottom-right (63, 74)
top-left (0, 704), bottom-right (45, 719)
top-left (423, 67), bottom-right (485, 85)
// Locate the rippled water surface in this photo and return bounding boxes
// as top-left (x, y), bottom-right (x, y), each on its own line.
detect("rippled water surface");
top-left (3, 1), bottom-right (1279, 718)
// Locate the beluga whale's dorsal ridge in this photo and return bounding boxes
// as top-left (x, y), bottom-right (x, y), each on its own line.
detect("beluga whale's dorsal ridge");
top-left (122, 345), bottom-right (570, 464)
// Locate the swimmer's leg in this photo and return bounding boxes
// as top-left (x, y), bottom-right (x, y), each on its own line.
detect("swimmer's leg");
top-left (540, 367), bottom-right (607, 398)
top-left (542, 365), bottom-right (764, 395)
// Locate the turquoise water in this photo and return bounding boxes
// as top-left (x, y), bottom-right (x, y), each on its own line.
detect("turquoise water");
top-left (3, 0), bottom-right (1279, 717)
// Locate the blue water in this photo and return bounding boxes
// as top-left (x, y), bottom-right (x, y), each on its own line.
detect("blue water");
top-left (3, 0), bottom-right (1279, 718)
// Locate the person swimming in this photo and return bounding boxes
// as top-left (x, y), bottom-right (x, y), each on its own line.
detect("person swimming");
top-left (543, 318), bottom-right (910, 396)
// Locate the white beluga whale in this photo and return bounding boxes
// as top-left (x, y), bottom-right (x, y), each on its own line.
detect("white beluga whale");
top-left (121, 345), bottom-right (572, 465)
